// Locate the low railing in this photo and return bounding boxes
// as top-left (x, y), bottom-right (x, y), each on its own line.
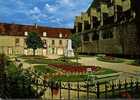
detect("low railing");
top-left (1, 65), bottom-right (140, 100)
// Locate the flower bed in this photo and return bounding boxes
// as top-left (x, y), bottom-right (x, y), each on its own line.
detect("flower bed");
top-left (49, 64), bottom-right (101, 73)
top-left (97, 55), bottom-right (124, 63)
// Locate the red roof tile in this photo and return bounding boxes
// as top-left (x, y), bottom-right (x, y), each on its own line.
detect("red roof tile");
top-left (0, 23), bottom-right (72, 38)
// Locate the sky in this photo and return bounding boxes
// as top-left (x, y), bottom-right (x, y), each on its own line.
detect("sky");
top-left (0, 0), bottom-right (93, 28)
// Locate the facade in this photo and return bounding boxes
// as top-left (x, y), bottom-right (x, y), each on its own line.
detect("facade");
top-left (74, 0), bottom-right (140, 56)
top-left (0, 23), bottom-right (72, 56)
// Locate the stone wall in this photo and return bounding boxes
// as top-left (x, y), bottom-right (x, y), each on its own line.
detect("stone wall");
top-left (81, 22), bottom-right (138, 56)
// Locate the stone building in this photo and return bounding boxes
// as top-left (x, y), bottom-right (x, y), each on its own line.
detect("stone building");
top-left (0, 23), bottom-right (71, 56)
top-left (74, 0), bottom-right (139, 56)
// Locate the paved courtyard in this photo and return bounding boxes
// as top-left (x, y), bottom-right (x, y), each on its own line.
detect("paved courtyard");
top-left (78, 57), bottom-right (140, 75)
top-left (16, 55), bottom-right (140, 74)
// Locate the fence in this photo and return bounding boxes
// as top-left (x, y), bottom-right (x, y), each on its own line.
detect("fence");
top-left (1, 73), bottom-right (140, 99)
top-left (43, 79), bottom-right (140, 99)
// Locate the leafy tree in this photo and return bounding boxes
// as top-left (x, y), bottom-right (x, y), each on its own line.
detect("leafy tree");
top-left (2, 60), bottom-right (46, 99)
top-left (0, 54), bottom-right (8, 98)
top-left (26, 32), bottom-right (43, 56)
top-left (71, 33), bottom-right (81, 51)
top-left (70, 33), bottom-right (81, 65)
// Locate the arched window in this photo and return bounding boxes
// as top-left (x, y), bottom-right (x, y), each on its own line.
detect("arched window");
top-left (102, 30), bottom-right (113, 39)
top-left (59, 40), bottom-right (62, 45)
top-left (83, 34), bottom-right (89, 41)
top-left (92, 32), bottom-right (99, 40)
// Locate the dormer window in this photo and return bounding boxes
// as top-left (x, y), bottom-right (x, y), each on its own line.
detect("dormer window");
top-left (24, 32), bottom-right (28, 36)
top-left (59, 33), bottom-right (62, 38)
top-left (43, 32), bottom-right (47, 37)
top-left (65, 34), bottom-right (67, 38)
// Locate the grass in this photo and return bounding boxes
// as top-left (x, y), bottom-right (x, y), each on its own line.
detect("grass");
top-left (6, 62), bottom-right (18, 76)
top-left (51, 68), bottom-right (118, 82)
top-left (51, 75), bottom-right (87, 82)
top-left (94, 68), bottom-right (117, 75)
top-left (34, 65), bottom-right (56, 75)
top-left (97, 56), bottom-right (124, 63)
top-left (129, 60), bottom-right (140, 66)
top-left (59, 56), bottom-right (81, 60)
top-left (18, 55), bottom-right (47, 59)
top-left (24, 58), bottom-right (80, 65)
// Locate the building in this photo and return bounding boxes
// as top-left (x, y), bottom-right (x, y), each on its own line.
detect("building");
top-left (0, 23), bottom-right (72, 56)
top-left (74, 0), bottom-right (140, 56)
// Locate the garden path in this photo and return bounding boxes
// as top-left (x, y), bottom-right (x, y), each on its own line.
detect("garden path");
top-left (78, 57), bottom-right (140, 77)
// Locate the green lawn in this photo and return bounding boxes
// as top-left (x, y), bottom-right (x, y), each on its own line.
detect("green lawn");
top-left (51, 74), bottom-right (87, 82)
top-left (24, 58), bottom-right (80, 65)
top-left (51, 68), bottom-right (118, 82)
top-left (18, 55), bottom-right (47, 59)
top-left (97, 56), bottom-right (124, 63)
top-left (34, 65), bottom-right (56, 75)
top-left (129, 60), bottom-right (140, 66)
top-left (94, 68), bottom-right (117, 75)
top-left (6, 62), bottom-right (18, 77)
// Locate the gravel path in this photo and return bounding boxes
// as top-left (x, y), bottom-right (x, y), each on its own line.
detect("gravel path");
top-left (78, 57), bottom-right (140, 75)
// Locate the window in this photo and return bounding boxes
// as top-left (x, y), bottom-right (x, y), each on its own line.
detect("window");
top-left (59, 33), bottom-right (62, 38)
top-left (84, 21), bottom-right (91, 30)
top-left (24, 32), bottom-right (28, 36)
top-left (65, 34), bottom-right (67, 38)
top-left (43, 39), bottom-right (47, 44)
top-left (24, 39), bottom-right (27, 45)
top-left (43, 39), bottom-right (47, 48)
top-left (83, 34), bottom-right (89, 41)
top-left (52, 40), bottom-right (55, 45)
top-left (59, 40), bottom-right (62, 45)
top-left (92, 32), bottom-right (99, 41)
top-left (15, 38), bottom-right (20, 46)
top-left (43, 32), bottom-right (47, 37)
top-left (102, 31), bottom-right (113, 39)
top-left (78, 22), bottom-right (82, 32)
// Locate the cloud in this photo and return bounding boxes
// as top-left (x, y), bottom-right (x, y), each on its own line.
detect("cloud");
top-left (30, 7), bottom-right (41, 14)
top-left (45, 3), bottom-right (58, 13)
top-left (0, 0), bottom-right (93, 28)
top-left (28, 7), bottom-right (48, 22)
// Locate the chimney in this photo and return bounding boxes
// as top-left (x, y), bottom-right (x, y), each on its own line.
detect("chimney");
top-left (35, 23), bottom-right (38, 29)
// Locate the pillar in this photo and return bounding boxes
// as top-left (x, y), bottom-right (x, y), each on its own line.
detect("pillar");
top-left (76, 23), bottom-right (79, 33)
top-left (82, 21), bottom-right (85, 32)
top-left (100, 12), bottom-right (104, 26)
top-left (90, 17), bottom-right (93, 29)
top-left (89, 33), bottom-right (93, 42)
top-left (99, 30), bottom-right (103, 40)
top-left (81, 35), bottom-right (84, 53)
top-left (114, 5), bottom-right (118, 23)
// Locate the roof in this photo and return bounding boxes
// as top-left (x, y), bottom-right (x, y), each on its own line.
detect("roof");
top-left (0, 23), bottom-right (72, 38)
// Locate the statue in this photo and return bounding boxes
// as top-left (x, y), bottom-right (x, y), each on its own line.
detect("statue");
top-left (64, 39), bottom-right (74, 57)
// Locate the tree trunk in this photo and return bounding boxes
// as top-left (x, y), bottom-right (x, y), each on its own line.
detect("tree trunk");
top-left (74, 49), bottom-right (79, 66)
top-left (33, 49), bottom-right (36, 56)
top-left (0, 54), bottom-right (6, 97)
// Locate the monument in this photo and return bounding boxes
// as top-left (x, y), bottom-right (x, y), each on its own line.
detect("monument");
top-left (64, 39), bottom-right (74, 57)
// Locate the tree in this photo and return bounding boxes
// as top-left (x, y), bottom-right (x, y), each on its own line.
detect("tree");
top-left (0, 54), bottom-right (8, 98)
top-left (70, 33), bottom-right (81, 65)
top-left (71, 33), bottom-right (81, 51)
top-left (26, 32), bottom-right (43, 56)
